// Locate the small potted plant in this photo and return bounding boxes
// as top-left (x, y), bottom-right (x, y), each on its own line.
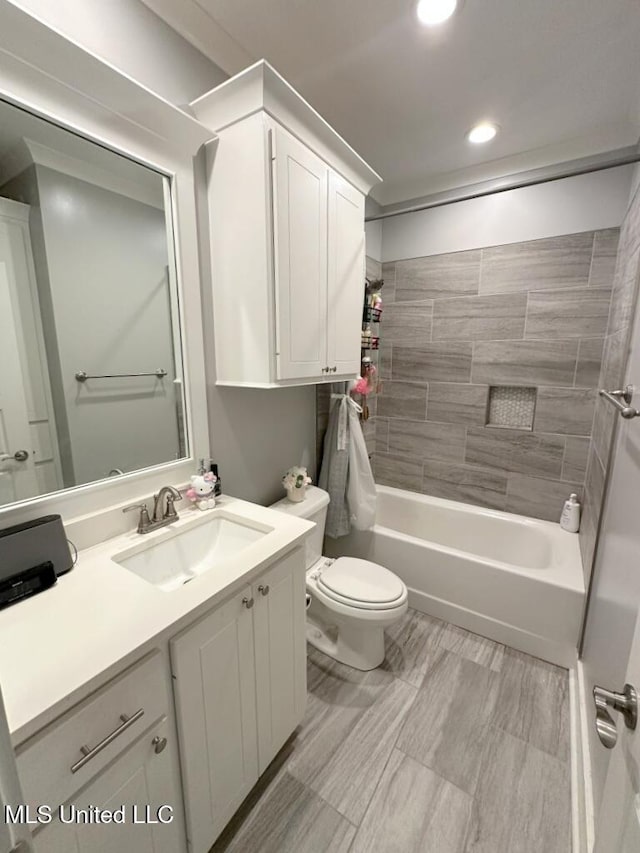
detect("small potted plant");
top-left (282, 466), bottom-right (312, 502)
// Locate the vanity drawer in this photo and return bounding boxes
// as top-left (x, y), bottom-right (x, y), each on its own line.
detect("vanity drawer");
top-left (17, 652), bottom-right (168, 811)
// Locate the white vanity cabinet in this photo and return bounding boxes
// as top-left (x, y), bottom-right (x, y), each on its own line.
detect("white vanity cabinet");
top-left (190, 60), bottom-right (380, 388)
top-left (32, 719), bottom-right (179, 853)
top-left (170, 547), bottom-right (307, 853)
top-left (18, 653), bottom-right (186, 853)
top-left (252, 547), bottom-right (307, 772)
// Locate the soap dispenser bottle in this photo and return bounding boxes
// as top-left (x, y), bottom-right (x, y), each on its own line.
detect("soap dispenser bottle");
top-left (208, 461), bottom-right (221, 497)
top-left (560, 493), bottom-right (581, 533)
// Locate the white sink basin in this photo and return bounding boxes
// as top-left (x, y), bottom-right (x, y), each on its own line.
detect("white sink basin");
top-left (113, 512), bottom-right (272, 592)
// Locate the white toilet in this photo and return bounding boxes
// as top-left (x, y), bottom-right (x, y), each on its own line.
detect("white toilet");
top-left (271, 485), bottom-right (408, 671)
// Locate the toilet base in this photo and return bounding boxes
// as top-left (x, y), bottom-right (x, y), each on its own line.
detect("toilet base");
top-left (306, 599), bottom-right (392, 671)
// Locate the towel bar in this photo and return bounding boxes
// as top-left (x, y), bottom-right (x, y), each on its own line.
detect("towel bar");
top-left (599, 386), bottom-right (640, 420)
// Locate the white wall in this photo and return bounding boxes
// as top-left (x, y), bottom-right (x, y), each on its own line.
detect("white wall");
top-left (9, 0), bottom-right (227, 105)
top-left (364, 196), bottom-right (382, 262)
top-left (381, 165), bottom-right (635, 261)
top-left (365, 220), bottom-right (382, 264)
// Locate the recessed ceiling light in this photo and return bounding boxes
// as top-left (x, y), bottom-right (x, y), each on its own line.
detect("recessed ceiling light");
top-left (416, 0), bottom-right (458, 26)
top-left (467, 122), bottom-right (499, 144)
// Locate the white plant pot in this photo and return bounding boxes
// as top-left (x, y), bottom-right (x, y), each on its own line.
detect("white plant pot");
top-left (286, 486), bottom-right (306, 503)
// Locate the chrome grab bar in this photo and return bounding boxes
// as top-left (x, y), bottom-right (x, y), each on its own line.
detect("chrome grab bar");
top-left (599, 386), bottom-right (640, 420)
top-left (70, 708), bottom-right (144, 773)
top-left (75, 369), bottom-right (167, 382)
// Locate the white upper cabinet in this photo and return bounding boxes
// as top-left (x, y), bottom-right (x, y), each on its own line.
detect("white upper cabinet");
top-left (327, 172), bottom-right (366, 377)
top-left (272, 126), bottom-right (329, 381)
top-left (191, 61), bottom-right (381, 388)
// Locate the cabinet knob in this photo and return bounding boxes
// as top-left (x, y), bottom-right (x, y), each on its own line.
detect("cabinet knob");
top-left (258, 584), bottom-right (270, 596)
top-left (331, 366), bottom-right (337, 373)
top-left (152, 735), bottom-right (167, 754)
top-left (242, 596), bottom-right (254, 609)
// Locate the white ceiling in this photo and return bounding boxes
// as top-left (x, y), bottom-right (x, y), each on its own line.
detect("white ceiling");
top-left (145, 0), bottom-right (640, 205)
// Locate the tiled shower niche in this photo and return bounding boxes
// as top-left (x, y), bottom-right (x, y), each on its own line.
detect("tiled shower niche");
top-left (487, 386), bottom-right (537, 430)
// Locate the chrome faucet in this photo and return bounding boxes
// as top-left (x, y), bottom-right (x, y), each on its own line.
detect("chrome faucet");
top-left (123, 485), bottom-right (183, 534)
top-left (153, 485), bottom-right (182, 523)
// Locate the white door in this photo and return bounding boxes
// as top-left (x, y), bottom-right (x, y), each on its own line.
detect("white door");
top-left (170, 586), bottom-right (258, 853)
top-left (594, 613), bottom-right (640, 851)
top-left (272, 125), bottom-right (328, 381)
top-left (253, 550), bottom-right (307, 773)
top-left (326, 171), bottom-right (365, 377)
top-left (584, 253), bottom-right (640, 847)
top-left (0, 261), bottom-right (39, 504)
top-left (33, 719), bottom-right (184, 853)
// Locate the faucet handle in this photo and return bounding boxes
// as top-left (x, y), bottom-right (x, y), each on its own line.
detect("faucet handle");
top-left (165, 493), bottom-right (182, 519)
top-left (123, 502), bottom-right (151, 533)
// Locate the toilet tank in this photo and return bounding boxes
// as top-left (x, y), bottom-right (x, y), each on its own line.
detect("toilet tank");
top-left (270, 485), bottom-right (330, 570)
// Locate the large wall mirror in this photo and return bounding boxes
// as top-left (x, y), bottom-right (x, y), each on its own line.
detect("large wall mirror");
top-left (0, 97), bottom-right (187, 509)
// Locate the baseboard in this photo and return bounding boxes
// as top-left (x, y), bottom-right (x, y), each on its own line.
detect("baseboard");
top-left (407, 588), bottom-right (577, 667)
top-left (571, 661), bottom-right (595, 853)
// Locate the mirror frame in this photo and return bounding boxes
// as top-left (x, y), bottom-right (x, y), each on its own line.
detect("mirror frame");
top-left (0, 0), bottom-right (214, 525)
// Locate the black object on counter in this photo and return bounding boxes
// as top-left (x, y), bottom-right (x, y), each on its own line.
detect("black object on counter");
top-left (0, 515), bottom-right (73, 585)
top-left (209, 462), bottom-right (221, 497)
top-left (0, 561), bottom-right (57, 610)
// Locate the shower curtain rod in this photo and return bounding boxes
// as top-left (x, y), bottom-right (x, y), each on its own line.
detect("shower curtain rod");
top-left (365, 147), bottom-right (640, 222)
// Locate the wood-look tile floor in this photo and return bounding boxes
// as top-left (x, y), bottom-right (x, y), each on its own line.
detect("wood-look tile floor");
top-left (212, 609), bottom-right (571, 853)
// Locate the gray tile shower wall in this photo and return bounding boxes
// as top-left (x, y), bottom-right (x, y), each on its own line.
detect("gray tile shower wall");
top-left (579, 189), bottom-right (640, 581)
top-left (369, 230), bottom-right (620, 526)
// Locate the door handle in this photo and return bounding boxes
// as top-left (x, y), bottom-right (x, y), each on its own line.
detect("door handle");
top-left (0, 450), bottom-right (29, 462)
top-left (593, 683), bottom-right (637, 749)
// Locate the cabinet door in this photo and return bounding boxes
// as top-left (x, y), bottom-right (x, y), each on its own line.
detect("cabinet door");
top-left (272, 125), bottom-right (328, 381)
top-left (34, 719), bottom-right (184, 853)
top-left (170, 586), bottom-right (258, 853)
top-left (253, 549), bottom-right (307, 773)
top-left (326, 172), bottom-right (365, 377)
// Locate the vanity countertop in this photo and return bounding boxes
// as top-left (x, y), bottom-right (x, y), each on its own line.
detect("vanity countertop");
top-left (0, 496), bottom-right (313, 745)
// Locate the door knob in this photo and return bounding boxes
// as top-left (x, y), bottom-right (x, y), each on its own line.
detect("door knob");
top-left (593, 683), bottom-right (637, 749)
top-left (152, 735), bottom-right (167, 754)
top-left (0, 450), bottom-right (29, 462)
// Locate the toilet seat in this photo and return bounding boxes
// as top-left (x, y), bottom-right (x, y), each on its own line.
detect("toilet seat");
top-left (316, 557), bottom-right (407, 611)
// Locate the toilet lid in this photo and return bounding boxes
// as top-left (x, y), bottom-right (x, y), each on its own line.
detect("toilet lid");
top-left (317, 557), bottom-right (405, 606)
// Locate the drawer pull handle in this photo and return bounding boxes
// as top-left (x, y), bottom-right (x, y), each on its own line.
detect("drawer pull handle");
top-left (70, 708), bottom-right (145, 774)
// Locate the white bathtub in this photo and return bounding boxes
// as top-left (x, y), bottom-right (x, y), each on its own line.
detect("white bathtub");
top-left (325, 485), bottom-right (586, 667)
